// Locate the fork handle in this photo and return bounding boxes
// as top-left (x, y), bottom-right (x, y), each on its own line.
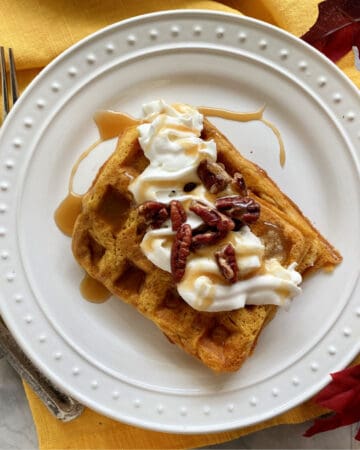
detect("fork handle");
top-left (0, 317), bottom-right (84, 421)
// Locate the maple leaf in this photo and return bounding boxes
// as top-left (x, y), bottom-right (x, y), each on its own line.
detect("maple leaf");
top-left (304, 364), bottom-right (360, 440)
top-left (301, 0), bottom-right (360, 63)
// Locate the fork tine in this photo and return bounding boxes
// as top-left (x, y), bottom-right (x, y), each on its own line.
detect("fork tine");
top-left (0, 47), bottom-right (9, 120)
top-left (8, 48), bottom-right (18, 105)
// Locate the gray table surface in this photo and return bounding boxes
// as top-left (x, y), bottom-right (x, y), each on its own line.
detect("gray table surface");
top-left (0, 358), bottom-right (358, 450)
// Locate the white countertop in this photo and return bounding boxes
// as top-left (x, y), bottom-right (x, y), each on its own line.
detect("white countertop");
top-left (0, 358), bottom-right (358, 450)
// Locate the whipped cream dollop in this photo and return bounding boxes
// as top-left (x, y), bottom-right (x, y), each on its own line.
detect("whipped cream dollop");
top-left (130, 101), bottom-right (216, 204)
top-left (129, 100), bottom-right (302, 312)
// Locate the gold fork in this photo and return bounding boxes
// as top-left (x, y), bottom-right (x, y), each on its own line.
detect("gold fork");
top-left (0, 47), bottom-right (84, 421)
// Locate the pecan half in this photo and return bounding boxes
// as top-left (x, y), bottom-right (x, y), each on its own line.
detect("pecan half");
top-left (197, 158), bottom-right (232, 194)
top-left (190, 200), bottom-right (234, 232)
top-left (170, 200), bottom-right (187, 231)
top-left (138, 201), bottom-right (169, 229)
top-left (232, 172), bottom-right (247, 197)
top-left (215, 243), bottom-right (239, 283)
top-left (215, 196), bottom-right (260, 224)
top-left (171, 223), bottom-right (192, 282)
top-left (192, 223), bottom-right (211, 236)
top-left (191, 229), bottom-right (227, 250)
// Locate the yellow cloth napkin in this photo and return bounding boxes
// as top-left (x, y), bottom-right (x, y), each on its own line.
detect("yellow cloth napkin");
top-left (23, 382), bottom-right (332, 450)
top-left (0, 0), bottom-right (358, 447)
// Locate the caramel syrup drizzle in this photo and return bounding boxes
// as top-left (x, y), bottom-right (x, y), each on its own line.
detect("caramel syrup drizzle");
top-left (198, 105), bottom-right (286, 167)
top-left (54, 193), bottom-right (83, 237)
top-left (80, 273), bottom-right (112, 303)
top-left (54, 140), bottom-right (101, 236)
top-left (54, 105), bottom-right (286, 302)
top-left (93, 110), bottom-right (140, 140)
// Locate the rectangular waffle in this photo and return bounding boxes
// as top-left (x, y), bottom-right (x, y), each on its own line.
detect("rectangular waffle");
top-left (72, 119), bottom-right (342, 372)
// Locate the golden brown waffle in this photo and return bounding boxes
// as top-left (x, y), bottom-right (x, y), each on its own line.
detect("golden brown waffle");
top-left (72, 119), bottom-right (342, 372)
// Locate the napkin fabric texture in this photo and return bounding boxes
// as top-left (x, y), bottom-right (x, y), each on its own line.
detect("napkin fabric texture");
top-left (1, 0), bottom-right (358, 448)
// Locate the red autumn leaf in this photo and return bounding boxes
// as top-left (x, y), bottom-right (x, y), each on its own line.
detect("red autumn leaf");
top-left (331, 363), bottom-right (360, 383)
top-left (314, 365), bottom-right (360, 412)
top-left (304, 409), bottom-right (360, 437)
top-left (304, 364), bottom-right (360, 441)
top-left (319, 389), bottom-right (357, 413)
top-left (301, 0), bottom-right (360, 62)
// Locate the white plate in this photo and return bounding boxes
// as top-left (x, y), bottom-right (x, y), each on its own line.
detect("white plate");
top-left (0, 10), bottom-right (359, 433)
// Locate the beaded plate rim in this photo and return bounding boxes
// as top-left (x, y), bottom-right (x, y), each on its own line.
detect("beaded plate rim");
top-left (0, 10), bottom-right (359, 433)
